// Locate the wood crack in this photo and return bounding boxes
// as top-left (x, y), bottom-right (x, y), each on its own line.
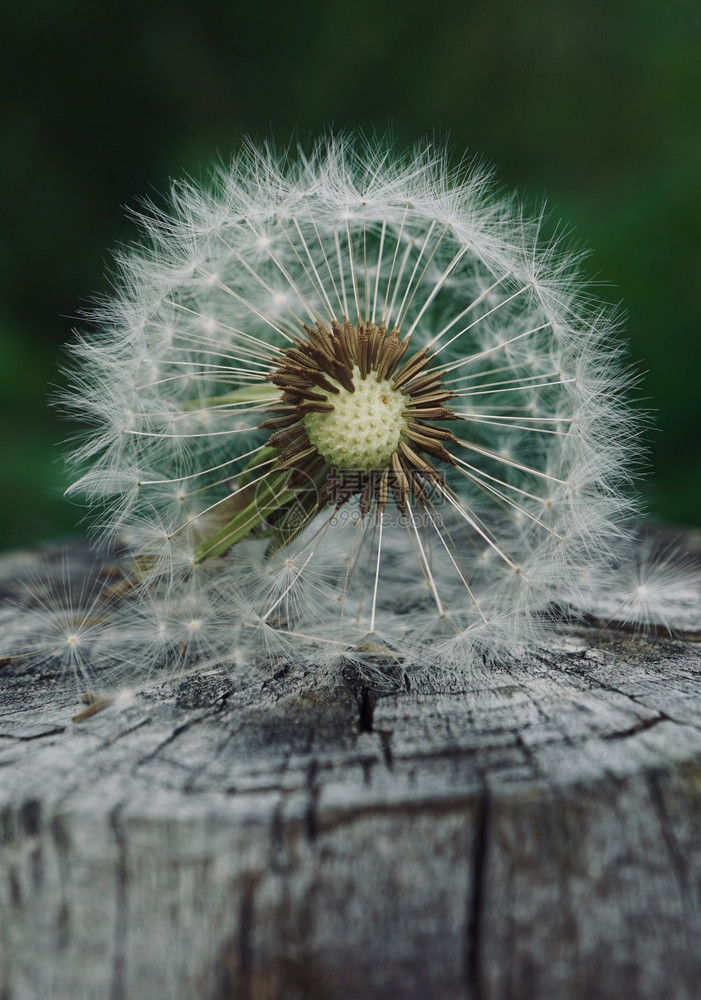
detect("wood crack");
top-left (646, 769), bottom-right (695, 912)
top-left (465, 787), bottom-right (490, 1000)
top-left (237, 877), bottom-right (255, 996)
top-left (601, 714), bottom-right (667, 741)
top-left (305, 758), bottom-right (319, 843)
top-left (358, 685), bottom-right (375, 732)
top-left (109, 801), bottom-right (128, 1000)
top-left (50, 812), bottom-right (72, 953)
top-left (133, 712), bottom-right (210, 769)
top-left (378, 728), bottom-right (394, 770)
top-left (0, 725), bottom-right (66, 742)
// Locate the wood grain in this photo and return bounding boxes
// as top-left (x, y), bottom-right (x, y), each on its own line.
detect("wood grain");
top-left (1, 533), bottom-right (700, 1000)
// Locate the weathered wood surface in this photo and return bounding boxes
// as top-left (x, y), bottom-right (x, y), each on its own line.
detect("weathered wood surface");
top-left (1, 532), bottom-right (701, 1000)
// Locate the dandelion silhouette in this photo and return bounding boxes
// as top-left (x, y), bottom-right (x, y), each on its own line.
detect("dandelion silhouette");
top-left (4, 136), bottom-right (699, 693)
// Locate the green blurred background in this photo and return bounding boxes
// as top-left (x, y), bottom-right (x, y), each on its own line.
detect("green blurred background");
top-left (2, 0), bottom-right (699, 548)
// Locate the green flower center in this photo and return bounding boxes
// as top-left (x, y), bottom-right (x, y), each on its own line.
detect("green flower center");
top-left (304, 365), bottom-right (408, 470)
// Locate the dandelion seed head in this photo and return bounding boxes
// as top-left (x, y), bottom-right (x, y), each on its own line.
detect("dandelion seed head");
top-left (30, 132), bottom-right (695, 691)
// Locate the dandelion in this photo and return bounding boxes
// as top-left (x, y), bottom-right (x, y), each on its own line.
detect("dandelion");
top-left (576, 535), bottom-right (701, 633)
top-left (1, 553), bottom-right (122, 686)
top-left (11, 135), bottom-right (697, 690)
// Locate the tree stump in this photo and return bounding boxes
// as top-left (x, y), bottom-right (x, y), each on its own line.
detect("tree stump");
top-left (1, 530), bottom-right (700, 1000)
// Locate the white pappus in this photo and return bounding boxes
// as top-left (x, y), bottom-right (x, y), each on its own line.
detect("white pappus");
top-left (5, 135), bottom-right (700, 693)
